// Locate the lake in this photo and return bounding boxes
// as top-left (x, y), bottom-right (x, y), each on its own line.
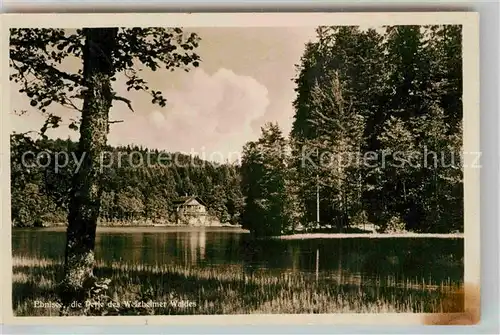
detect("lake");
top-left (12, 227), bottom-right (464, 288)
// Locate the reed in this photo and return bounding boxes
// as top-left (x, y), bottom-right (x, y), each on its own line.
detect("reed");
top-left (12, 256), bottom-right (463, 316)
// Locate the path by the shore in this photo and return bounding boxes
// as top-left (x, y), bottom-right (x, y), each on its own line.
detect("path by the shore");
top-left (13, 225), bottom-right (464, 239)
top-left (273, 232), bottom-right (464, 240)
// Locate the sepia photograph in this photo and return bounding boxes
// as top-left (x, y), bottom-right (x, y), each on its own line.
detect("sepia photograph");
top-left (2, 13), bottom-right (479, 324)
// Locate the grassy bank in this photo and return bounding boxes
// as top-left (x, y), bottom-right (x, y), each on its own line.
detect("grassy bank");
top-left (13, 256), bottom-right (463, 316)
top-left (19, 221), bottom-right (245, 229)
top-left (275, 233), bottom-right (465, 240)
top-left (13, 225), bottom-right (461, 238)
top-left (13, 225), bottom-right (249, 234)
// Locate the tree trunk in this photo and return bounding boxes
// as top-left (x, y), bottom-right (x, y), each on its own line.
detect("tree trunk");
top-left (60, 28), bottom-right (117, 314)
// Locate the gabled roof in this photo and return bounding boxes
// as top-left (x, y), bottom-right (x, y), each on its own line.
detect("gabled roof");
top-left (173, 196), bottom-right (207, 207)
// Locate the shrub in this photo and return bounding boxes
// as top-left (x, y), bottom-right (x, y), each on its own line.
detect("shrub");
top-left (351, 210), bottom-right (369, 227)
top-left (381, 216), bottom-right (407, 234)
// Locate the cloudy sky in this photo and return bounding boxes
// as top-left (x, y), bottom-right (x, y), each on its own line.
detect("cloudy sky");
top-left (10, 27), bottom-right (317, 162)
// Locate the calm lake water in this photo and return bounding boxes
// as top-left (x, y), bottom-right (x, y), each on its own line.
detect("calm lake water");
top-left (12, 227), bottom-right (464, 287)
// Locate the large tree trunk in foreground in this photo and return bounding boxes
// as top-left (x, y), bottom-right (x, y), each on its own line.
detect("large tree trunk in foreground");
top-left (60, 28), bottom-right (117, 314)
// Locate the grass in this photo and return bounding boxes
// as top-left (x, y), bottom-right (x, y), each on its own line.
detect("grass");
top-left (276, 233), bottom-right (464, 240)
top-left (14, 225), bottom-right (249, 234)
top-left (12, 256), bottom-right (464, 316)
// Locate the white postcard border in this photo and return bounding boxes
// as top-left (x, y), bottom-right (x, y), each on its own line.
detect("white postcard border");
top-left (0, 12), bottom-right (480, 326)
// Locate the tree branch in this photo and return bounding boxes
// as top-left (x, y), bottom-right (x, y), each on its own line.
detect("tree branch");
top-left (10, 55), bottom-right (82, 85)
top-left (113, 95), bottom-right (135, 112)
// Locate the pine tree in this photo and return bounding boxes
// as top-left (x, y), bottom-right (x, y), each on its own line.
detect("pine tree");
top-left (241, 123), bottom-right (291, 237)
top-left (289, 24), bottom-right (463, 234)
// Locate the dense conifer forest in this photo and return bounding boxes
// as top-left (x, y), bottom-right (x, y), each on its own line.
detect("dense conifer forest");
top-left (240, 25), bottom-right (463, 236)
top-left (11, 136), bottom-right (244, 227)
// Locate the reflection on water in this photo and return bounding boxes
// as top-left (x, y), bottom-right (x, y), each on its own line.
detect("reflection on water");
top-left (190, 230), bottom-right (206, 263)
top-left (12, 228), bottom-right (464, 286)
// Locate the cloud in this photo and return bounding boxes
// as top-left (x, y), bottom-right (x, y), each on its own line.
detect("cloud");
top-left (168, 68), bottom-right (269, 133)
top-left (11, 68), bottom-right (271, 164)
top-left (110, 68), bottom-right (270, 161)
top-left (149, 110), bottom-right (166, 127)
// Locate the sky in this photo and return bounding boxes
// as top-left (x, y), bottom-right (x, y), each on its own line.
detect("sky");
top-left (10, 27), bottom-right (318, 163)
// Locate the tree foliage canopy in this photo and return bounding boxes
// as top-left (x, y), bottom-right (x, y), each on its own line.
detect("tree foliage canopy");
top-left (239, 25), bottom-right (463, 235)
top-left (10, 28), bottom-right (201, 134)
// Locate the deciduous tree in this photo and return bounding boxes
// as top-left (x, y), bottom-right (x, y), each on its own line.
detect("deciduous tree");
top-left (10, 27), bottom-right (201, 313)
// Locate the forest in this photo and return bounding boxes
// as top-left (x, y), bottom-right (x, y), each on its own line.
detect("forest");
top-left (10, 135), bottom-right (244, 227)
top-left (239, 25), bottom-right (463, 236)
top-left (11, 25), bottom-right (463, 236)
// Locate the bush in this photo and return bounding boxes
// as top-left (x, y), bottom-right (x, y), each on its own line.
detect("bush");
top-left (351, 210), bottom-right (369, 227)
top-left (381, 216), bottom-right (407, 234)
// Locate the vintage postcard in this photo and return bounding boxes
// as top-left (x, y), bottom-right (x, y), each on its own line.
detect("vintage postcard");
top-left (1, 12), bottom-right (480, 325)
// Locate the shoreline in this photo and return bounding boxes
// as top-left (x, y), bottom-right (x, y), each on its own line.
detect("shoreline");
top-left (273, 232), bottom-right (464, 239)
top-left (12, 226), bottom-right (463, 238)
top-left (12, 225), bottom-right (251, 234)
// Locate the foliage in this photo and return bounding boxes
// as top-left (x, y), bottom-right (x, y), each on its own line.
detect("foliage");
top-left (240, 123), bottom-right (292, 236)
top-left (288, 25), bottom-right (463, 234)
top-left (380, 216), bottom-right (407, 234)
top-left (10, 28), bottom-right (200, 134)
top-left (10, 136), bottom-right (244, 226)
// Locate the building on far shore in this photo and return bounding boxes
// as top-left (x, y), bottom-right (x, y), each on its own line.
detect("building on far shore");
top-left (173, 196), bottom-right (209, 226)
